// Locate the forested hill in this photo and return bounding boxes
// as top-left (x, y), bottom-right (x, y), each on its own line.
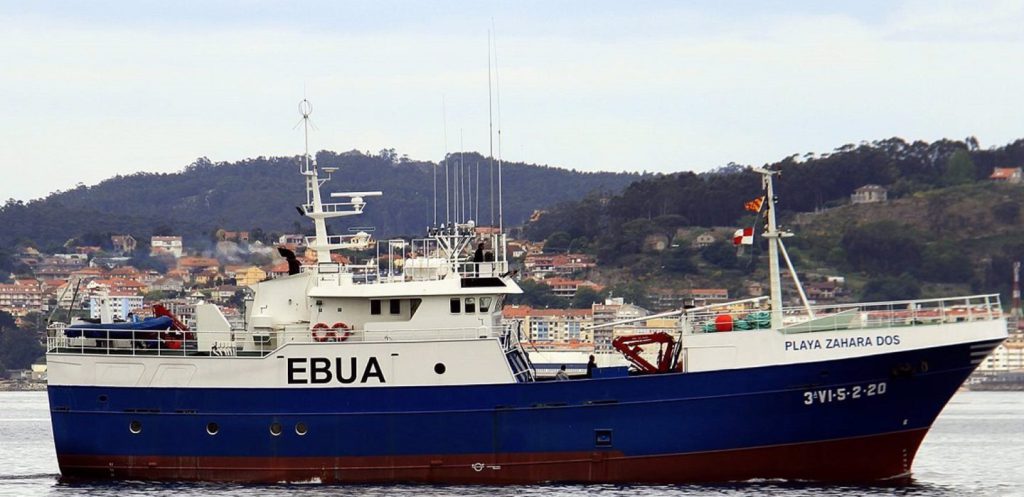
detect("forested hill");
top-left (525, 137), bottom-right (1024, 251)
top-left (522, 136), bottom-right (1024, 303)
top-left (0, 150), bottom-right (645, 250)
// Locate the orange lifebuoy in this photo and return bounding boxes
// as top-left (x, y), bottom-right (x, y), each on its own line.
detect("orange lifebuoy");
top-left (311, 322), bottom-right (335, 342)
top-left (331, 322), bottom-right (352, 341)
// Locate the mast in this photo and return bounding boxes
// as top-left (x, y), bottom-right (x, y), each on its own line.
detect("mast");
top-left (298, 99), bottom-right (331, 264)
top-left (757, 169), bottom-right (784, 328)
top-left (297, 99), bottom-right (379, 263)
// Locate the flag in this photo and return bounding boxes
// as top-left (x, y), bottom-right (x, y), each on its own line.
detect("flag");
top-left (733, 227), bottom-right (754, 246)
top-left (745, 196), bottom-right (765, 213)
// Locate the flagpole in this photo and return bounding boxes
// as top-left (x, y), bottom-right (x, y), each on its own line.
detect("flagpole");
top-left (757, 168), bottom-right (784, 329)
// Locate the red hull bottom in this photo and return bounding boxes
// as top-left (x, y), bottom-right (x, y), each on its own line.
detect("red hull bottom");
top-left (57, 428), bottom-right (928, 484)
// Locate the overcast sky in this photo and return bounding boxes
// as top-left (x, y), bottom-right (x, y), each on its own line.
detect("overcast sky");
top-left (2, 1), bottom-right (1023, 201)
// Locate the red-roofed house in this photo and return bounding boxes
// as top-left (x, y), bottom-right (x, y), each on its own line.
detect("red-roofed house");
top-left (541, 277), bottom-right (605, 298)
top-left (990, 167), bottom-right (1023, 184)
top-left (524, 253), bottom-right (597, 279)
top-left (0, 281), bottom-right (44, 316)
top-left (108, 266), bottom-right (141, 280)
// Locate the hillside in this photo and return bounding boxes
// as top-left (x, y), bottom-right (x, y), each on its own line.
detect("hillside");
top-left (519, 137), bottom-right (1024, 305)
top-left (0, 150), bottom-right (645, 250)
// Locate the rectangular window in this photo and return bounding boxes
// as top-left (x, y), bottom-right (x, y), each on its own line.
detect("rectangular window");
top-left (465, 297), bottom-right (476, 313)
top-left (536, 322), bottom-right (550, 341)
top-left (568, 321), bottom-right (581, 340)
top-left (389, 299), bottom-right (401, 315)
top-left (450, 298), bottom-right (461, 313)
top-left (479, 297), bottom-right (492, 313)
top-left (370, 299), bottom-right (381, 315)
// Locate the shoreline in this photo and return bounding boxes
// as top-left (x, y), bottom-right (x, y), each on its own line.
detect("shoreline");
top-left (0, 381), bottom-right (47, 392)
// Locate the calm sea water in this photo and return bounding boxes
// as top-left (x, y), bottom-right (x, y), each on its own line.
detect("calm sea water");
top-left (0, 391), bottom-right (1021, 497)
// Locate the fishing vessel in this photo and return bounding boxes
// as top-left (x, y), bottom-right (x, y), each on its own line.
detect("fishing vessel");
top-left (46, 102), bottom-right (1008, 484)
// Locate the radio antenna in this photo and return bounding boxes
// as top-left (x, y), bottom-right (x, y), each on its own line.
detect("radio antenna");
top-left (493, 20), bottom-right (504, 234)
top-left (443, 95), bottom-right (450, 225)
top-left (488, 29), bottom-right (495, 227)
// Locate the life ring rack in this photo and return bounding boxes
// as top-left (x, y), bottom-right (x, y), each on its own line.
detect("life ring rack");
top-left (331, 322), bottom-right (353, 342)
top-left (311, 322), bottom-right (334, 342)
top-left (311, 322), bottom-right (353, 342)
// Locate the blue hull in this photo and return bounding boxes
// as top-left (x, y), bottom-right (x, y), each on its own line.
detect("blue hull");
top-left (47, 339), bottom-right (1000, 483)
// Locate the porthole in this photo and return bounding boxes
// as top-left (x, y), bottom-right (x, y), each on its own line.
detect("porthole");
top-left (295, 422), bottom-right (308, 436)
top-left (129, 420), bottom-right (142, 434)
top-left (206, 422), bottom-right (220, 435)
top-left (98, 395), bottom-right (109, 402)
top-left (434, 363), bottom-right (446, 375)
top-left (269, 422), bottom-right (282, 436)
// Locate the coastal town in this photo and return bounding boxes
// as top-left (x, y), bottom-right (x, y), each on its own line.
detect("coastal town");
top-left (2, 219), bottom-right (1023, 388)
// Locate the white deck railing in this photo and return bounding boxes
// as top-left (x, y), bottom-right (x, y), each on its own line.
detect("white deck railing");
top-left (46, 324), bottom-right (508, 357)
top-left (685, 294), bottom-right (1004, 334)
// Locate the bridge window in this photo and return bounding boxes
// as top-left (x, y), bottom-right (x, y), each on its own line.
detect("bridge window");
top-left (370, 299), bottom-right (381, 315)
top-left (450, 298), bottom-right (461, 313)
top-left (390, 299), bottom-right (401, 315)
top-left (465, 298), bottom-right (476, 313)
top-left (480, 297), bottom-right (492, 313)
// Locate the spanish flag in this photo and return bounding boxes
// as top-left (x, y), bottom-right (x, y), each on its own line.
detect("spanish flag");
top-left (744, 196), bottom-right (765, 213)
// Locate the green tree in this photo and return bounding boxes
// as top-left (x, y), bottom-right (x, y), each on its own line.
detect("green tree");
top-left (861, 274), bottom-right (921, 302)
top-left (943, 149), bottom-right (976, 186)
top-left (0, 311), bottom-right (15, 332)
top-left (841, 221), bottom-right (922, 275)
top-left (661, 245), bottom-right (697, 274)
top-left (571, 286), bottom-right (606, 308)
top-left (701, 242), bottom-right (737, 269)
top-left (544, 231), bottom-right (572, 252)
top-left (0, 329), bottom-right (44, 370)
top-left (608, 282), bottom-right (651, 309)
top-left (920, 243), bottom-right (973, 283)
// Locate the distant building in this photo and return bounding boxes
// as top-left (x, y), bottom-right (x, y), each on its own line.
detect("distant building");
top-left (646, 288), bottom-right (688, 311)
top-left (151, 236), bottom-right (183, 258)
top-left (744, 280), bottom-right (765, 297)
top-left (682, 288), bottom-right (730, 306)
top-left (691, 232), bottom-right (716, 249)
top-left (150, 277), bottom-right (185, 293)
top-left (851, 185), bottom-right (887, 204)
top-left (591, 298), bottom-right (650, 353)
top-left (978, 338), bottom-right (1024, 371)
top-left (89, 292), bottom-right (144, 321)
top-left (0, 280), bottom-right (44, 317)
top-left (990, 167), bottom-right (1023, 184)
top-left (277, 234), bottom-right (307, 247)
top-left (805, 281), bottom-right (839, 302)
top-left (501, 305), bottom-right (593, 344)
top-left (541, 277), bottom-right (605, 298)
top-left (235, 266), bottom-right (267, 287)
top-left (221, 230), bottom-right (250, 243)
top-left (111, 235), bottom-right (137, 254)
top-left (524, 253), bottom-right (597, 279)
